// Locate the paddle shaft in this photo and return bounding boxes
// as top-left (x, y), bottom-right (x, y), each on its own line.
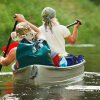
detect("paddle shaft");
top-left (66, 19), bottom-right (82, 28)
top-left (0, 21), bottom-right (17, 71)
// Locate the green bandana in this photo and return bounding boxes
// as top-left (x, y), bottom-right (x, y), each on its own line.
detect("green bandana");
top-left (41, 7), bottom-right (56, 21)
top-left (41, 7), bottom-right (56, 32)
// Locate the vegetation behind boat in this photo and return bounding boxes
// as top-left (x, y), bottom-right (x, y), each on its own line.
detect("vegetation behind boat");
top-left (0, 0), bottom-right (100, 49)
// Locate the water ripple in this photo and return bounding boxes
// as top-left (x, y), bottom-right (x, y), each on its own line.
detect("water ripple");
top-left (66, 44), bottom-right (96, 47)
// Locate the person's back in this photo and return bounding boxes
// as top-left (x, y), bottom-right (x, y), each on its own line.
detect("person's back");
top-left (39, 7), bottom-right (71, 54)
top-left (39, 24), bottom-right (70, 54)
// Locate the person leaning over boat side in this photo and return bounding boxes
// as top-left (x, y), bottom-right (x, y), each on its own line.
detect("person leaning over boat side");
top-left (0, 22), bottom-right (53, 68)
top-left (14, 7), bottom-right (80, 55)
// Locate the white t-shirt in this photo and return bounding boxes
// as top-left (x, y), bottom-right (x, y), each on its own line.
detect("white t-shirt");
top-left (39, 25), bottom-right (71, 54)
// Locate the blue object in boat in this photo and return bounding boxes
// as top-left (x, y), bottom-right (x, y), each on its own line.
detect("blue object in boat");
top-left (65, 54), bottom-right (77, 66)
top-left (59, 56), bottom-right (68, 67)
top-left (77, 55), bottom-right (84, 63)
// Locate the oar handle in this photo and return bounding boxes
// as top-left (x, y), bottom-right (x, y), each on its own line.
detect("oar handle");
top-left (66, 19), bottom-right (82, 28)
top-left (0, 21), bottom-right (17, 71)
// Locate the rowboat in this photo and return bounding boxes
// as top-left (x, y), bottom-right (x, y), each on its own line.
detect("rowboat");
top-left (13, 60), bottom-right (85, 86)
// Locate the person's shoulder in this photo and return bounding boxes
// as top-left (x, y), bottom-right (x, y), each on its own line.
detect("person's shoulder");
top-left (8, 47), bottom-right (17, 57)
top-left (57, 25), bottom-right (69, 31)
top-left (58, 25), bottom-right (71, 35)
top-left (58, 25), bottom-right (67, 28)
top-left (10, 47), bottom-right (17, 53)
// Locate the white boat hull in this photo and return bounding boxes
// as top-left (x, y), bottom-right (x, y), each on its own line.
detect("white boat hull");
top-left (13, 60), bottom-right (85, 85)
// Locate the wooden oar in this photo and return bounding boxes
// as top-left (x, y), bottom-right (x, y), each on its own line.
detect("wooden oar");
top-left (0, 21), bottom-right (17, 71)
top-left (66, 19), bottom-right (82, 28)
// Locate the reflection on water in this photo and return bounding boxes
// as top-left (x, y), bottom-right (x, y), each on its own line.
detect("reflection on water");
top-left (84, 72), bottom-right (100, 86)
top-left (0, 72), bottom-right (100, 100)
top-left (66, 44), bottom-right (96, 47)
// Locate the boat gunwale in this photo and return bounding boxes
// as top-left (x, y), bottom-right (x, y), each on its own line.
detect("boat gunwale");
top-left (38, 60), bottom-right (85, 69)
top-left (16, 60), bottom-right (85, 72)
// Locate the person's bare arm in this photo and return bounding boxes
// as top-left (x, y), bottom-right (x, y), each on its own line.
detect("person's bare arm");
top-left (0, 47), bottom-right (16, 66)
top-left (66, 22), bottom-right (80, 44)
top-left (15, 14), bottom-right (40, 33)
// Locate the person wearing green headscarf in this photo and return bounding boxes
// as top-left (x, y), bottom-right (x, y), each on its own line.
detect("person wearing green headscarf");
top-left (14, 7), bottom-right (81, 55)
top-left (39, 7), bottom-right (81, 55)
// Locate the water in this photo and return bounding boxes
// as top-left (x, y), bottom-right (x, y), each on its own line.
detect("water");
top-left (0, 44), bottom-right (100, 100)
top-left (0, 72), bottom-right (100, 100)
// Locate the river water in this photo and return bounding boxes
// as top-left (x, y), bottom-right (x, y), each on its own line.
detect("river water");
top-left (0, 44), bottom-right (100, 100)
